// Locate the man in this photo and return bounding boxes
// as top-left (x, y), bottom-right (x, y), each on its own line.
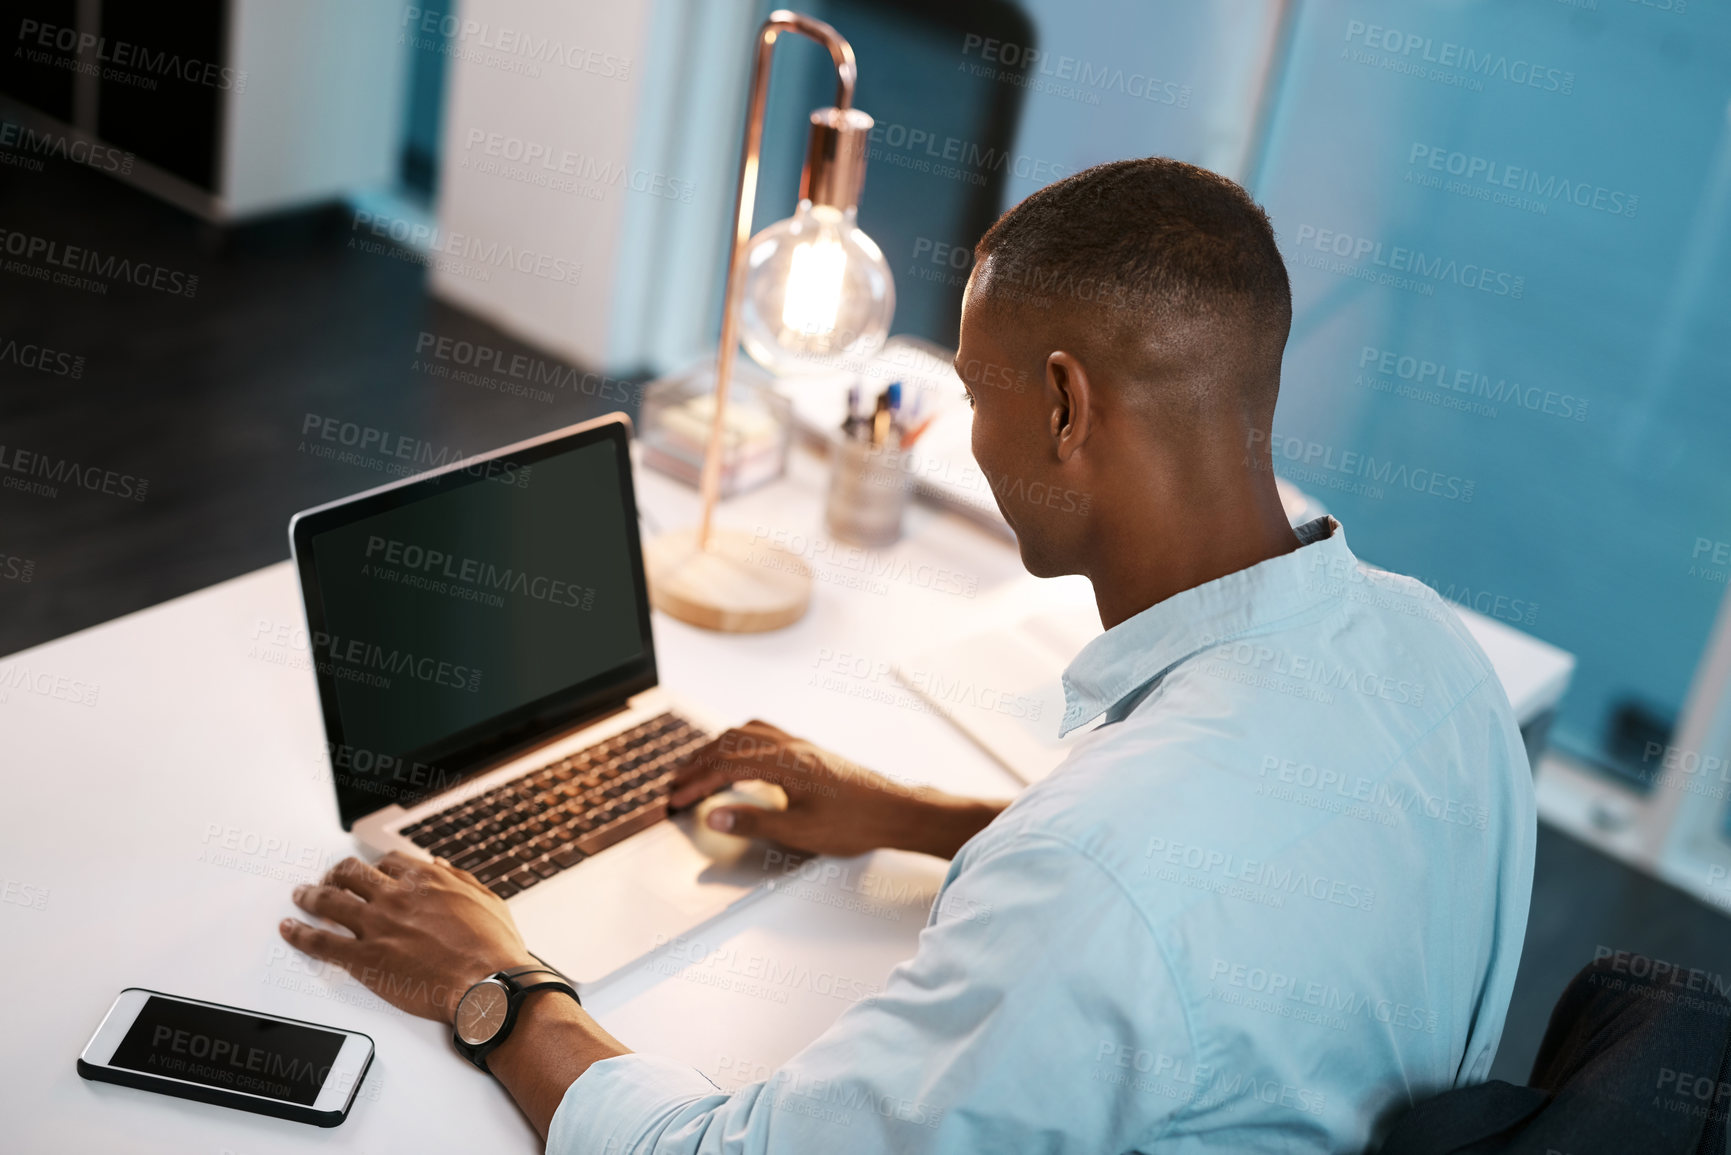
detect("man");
top-left (280, 158), bottom-right (1536, 1152)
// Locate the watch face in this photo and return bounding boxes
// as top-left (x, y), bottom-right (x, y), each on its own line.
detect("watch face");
top-left (456, 981), bottom-right (511, 1046)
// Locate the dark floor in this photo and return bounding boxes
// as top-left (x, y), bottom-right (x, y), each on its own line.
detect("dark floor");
top-left (4, 151), bottom-right (1729, 1091)
top-left (0, 155), bottom-right (627, 657)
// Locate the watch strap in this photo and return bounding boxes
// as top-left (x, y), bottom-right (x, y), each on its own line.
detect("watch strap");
top-left (501, 964), bottom-right (571, 990)
top-left (510, 977), bottom-right (580, 1003)
top-left (454, 969), bottom-right (581, 1073)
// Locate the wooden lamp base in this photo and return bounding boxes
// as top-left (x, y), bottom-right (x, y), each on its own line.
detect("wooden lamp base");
top-left (643, 527), bottom-right (812, 633)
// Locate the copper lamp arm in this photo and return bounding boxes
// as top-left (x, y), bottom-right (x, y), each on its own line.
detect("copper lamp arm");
top-left (695, 11), bottom-right (857, 551)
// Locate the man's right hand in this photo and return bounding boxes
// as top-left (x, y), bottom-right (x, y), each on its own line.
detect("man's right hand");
top-left (669, 720), bottom-right (1003, 860)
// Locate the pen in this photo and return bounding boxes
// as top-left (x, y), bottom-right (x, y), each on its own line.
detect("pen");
top-left (901, 387), bottom-right (924, 431)
top-left (842, 384), bottom-right (864, 441)
top-left (900, 413), bottom-right (937, 449)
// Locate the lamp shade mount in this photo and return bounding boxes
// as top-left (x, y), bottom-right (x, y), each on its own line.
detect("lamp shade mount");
top-left (801, 107), bottom-right (872, 213)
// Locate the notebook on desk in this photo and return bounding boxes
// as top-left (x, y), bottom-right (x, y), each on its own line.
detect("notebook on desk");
top-left (896, 540), bottom-right (1574, 788)
top-left (888, 478), bottom-right (1330, 785)
top-left (892, 578), bottom-right (1101, 786)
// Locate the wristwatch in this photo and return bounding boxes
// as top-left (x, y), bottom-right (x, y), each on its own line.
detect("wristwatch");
top-left (452, 964), bottom-right (580, 1073)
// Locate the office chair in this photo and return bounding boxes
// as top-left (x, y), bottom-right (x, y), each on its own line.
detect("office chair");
top-left (1377, 953), bottom-right (1731, 1154)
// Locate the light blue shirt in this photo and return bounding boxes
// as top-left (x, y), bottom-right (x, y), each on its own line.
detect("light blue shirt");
top-left (549, 517), bottom-right (1537, 1153)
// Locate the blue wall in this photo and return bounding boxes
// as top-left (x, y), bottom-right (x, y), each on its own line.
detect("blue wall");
top-left (981, 0), bottom-right (1731, 775)
top-left (1252, 0), bottom-right (1731, 773)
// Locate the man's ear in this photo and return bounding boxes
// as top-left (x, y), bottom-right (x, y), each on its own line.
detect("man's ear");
top-left (1046, 350), bottom-right (1092, 462)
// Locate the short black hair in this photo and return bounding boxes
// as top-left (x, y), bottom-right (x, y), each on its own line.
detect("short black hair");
top-left (974, 157), bottom-right (1292, 356)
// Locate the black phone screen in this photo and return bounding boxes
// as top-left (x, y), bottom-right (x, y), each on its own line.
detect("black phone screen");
top-left (107, 997), bottom-right (347, 1106)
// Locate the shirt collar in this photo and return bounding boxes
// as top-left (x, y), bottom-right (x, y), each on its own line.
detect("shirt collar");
top-left (1059, 516), bottom-right (1347, 737)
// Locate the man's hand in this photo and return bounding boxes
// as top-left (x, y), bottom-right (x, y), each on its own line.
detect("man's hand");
top-left (279, 852), bottom-right (632, 1140)
top-left (280, 852), bottom-right (538, 1022)
top-left (671, 719), bottom-right (1005, 860)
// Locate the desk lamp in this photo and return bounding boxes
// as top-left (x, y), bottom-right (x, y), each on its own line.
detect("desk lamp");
top-left (644, 10), bottom-right (894, 633)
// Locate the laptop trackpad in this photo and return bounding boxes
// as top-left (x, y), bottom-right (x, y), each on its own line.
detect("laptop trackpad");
top-left (510, 815), bottom-right (777, 985)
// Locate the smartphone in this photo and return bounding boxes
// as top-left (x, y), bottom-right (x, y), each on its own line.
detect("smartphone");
top-left (77, 988), bottom-right (374, 1127)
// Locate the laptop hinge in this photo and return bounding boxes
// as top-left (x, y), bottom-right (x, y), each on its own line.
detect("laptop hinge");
top-left (481, 700), bottom-right (635, 776)
top-left (403, 699), bottom-right (639, 813)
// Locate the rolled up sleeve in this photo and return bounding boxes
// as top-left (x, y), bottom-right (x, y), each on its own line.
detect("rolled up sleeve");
top-left (547, 834), bottom-right (1192, 1154)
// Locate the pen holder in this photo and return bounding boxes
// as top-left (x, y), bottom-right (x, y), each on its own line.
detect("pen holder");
top-left (825, 438), bottom-right (910, 547)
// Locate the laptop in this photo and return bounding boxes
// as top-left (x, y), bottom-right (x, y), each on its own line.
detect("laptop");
top-left (288, 413), bottom-right (778, 985)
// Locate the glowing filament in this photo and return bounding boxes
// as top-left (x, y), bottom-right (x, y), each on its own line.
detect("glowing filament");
top-left (781, 238), bottom-right (847, 337)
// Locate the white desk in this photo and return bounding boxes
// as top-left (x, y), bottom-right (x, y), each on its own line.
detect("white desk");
top-left (0, 446), bottom-right (1572, 1153)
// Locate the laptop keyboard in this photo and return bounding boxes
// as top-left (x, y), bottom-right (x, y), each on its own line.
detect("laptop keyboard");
top-left (398, 712), bottom-right (709, 899)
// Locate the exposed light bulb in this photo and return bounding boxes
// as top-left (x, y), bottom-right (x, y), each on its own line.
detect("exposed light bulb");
top-left (739, 200), bottom-right (895, 376)
top-left (782, 237), bottom-right (848, 337)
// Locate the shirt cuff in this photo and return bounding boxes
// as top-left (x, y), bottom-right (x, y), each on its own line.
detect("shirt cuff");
top-left (547, 1053), bottom-right (726, 1154)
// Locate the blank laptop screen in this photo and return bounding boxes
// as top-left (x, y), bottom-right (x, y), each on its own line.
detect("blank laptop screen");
top-left (295, 427), bottom-right (656, 826)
